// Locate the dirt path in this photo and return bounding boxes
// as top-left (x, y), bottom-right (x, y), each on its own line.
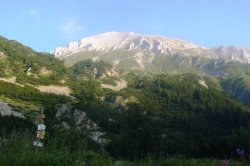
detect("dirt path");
top-left (101, 79), bottom-right (127, 91)
top-left (0, 77), bottom-right (24, 87)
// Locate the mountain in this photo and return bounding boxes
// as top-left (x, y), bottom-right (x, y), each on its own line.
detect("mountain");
top-left (51, 32), bottom-right (250, 106)
top-left (2, 35), bottom-right (250, 164)
top-left (52, 32), bottom-right (250, 79)
top-left (52, 32), bottom-right (212, 70)
top-left (52, 32), bottom-right (200, 56)
top-left (0, 36), bottom-right (108, 148)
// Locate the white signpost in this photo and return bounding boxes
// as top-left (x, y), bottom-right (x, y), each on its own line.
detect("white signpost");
top-left (33, 107), bottom-right (46, 148)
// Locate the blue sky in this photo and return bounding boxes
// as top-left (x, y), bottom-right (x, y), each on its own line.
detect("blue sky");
top-left (0, 0), bottom-right (249, 52)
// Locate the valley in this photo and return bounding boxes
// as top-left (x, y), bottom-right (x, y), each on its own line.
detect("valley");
top-left (1, 33), bottom-right (250, 165)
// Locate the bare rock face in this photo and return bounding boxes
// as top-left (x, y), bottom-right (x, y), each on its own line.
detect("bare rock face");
top-left (51, 32), bottom-right (250, 75)
top-left (55, 104), bottom-right (69, 118)
top-left (55, 104), bottom-right (106, 144)
top-left (52, 32), bottom-right (199, 57)
top-left (55, 104), bottom-right (87, 127)
top-left (0, 102), bottom-right (25, 118)
top-left (212, 46), bottom-right (250, 63)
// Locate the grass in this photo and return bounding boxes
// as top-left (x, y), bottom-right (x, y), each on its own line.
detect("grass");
top-left (117, 158), bottom-right (242, 166)
top-left (0, 96), bottom-right (39, 111)
top-left (0, 95), bottom-right (40, 118)
top-left (0, 132), bottom-right (112, 166)
top-left (0, 132), bottom-right (247, 166)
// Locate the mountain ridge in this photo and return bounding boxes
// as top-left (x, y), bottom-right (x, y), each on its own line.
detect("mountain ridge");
top-left (52, 32), bottom-right (200, 57)
top-left (52, 32), bottom-right (250, 65)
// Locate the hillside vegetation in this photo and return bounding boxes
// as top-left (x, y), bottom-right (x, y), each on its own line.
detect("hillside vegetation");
top-left (1, 36), bottom-right (250, 165)
top-left (0, 36), bottom-right (70, 85)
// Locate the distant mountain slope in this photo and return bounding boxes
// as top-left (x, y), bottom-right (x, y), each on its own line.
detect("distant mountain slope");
top-left (212, 46), bottom-right (250, 63)
top-left (51, 32), bottom-right (250, 106)
top-left (52, 32), bottom-right (250, 77)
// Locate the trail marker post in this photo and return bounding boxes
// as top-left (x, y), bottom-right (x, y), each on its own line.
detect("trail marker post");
top-left (33, 107), bottom-right (46, 148)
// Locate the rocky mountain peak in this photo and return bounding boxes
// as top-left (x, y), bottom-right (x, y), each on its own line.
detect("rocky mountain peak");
top-left (52, 32), bottom-right (199, 57)
top-left (51, 32), bottom-right (250, 66)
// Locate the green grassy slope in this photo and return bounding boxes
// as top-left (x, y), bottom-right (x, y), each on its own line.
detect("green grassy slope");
top-left (0, 36), bottom-right (70, 85)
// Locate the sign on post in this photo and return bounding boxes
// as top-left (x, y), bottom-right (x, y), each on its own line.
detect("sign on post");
top-left (33, 107), bottom-right (46, 148)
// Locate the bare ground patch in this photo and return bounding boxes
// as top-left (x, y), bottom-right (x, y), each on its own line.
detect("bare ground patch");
top-left (36, 85), bottom-right (72, 96)
top-left (101, 79), bottom-right (127, 91)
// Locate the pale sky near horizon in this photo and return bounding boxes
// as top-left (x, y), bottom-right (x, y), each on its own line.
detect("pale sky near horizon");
top-left (0, 0), bottom-right (249, 52)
